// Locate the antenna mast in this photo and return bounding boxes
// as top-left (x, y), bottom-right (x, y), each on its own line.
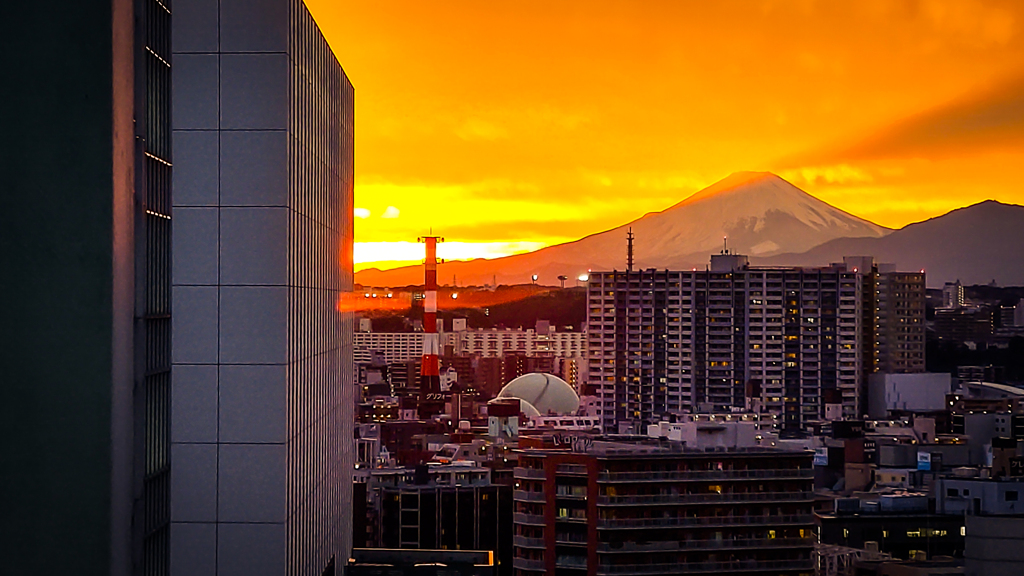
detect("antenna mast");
top-left (627, 228), bottom-right (634, 272)
top-left (418, 234), bottom-right (444, 419)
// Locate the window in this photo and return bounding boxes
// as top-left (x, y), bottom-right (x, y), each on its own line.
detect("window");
top-left (1006, 491), bottom-right (1019, 502)
top-left (947, 488), bottom-right (959, 497)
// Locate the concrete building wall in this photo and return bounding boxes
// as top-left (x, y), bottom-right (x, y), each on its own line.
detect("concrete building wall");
top-left (3, 1), bottom-right (175, 573)
top-left (936, 478), bottom-right (1024, 515)
top-left (3, 4), bottom-right (138, 574)
top-left (868, 372), bottom-right (952, 418)
top-left (171, 1), bottom-right (354, 575)
top-left (965, 515), bottom-right (1024, 576)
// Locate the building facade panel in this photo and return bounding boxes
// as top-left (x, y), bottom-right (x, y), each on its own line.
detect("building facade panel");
top-left (171, 2), bottom-right (355, 575)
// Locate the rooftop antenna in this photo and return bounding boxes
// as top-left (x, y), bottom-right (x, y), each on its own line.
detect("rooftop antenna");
top-left (627, 228), bottom-right (634, 272)
top-left (722, 236), bottom-right (729, 255)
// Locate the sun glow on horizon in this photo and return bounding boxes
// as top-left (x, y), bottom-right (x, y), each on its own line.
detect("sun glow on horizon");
top-left (355, 240), bottom-right (549, 271)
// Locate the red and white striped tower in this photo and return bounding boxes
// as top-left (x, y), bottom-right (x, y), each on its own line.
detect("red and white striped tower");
top-left (418, 235), bottom-right (443, 419)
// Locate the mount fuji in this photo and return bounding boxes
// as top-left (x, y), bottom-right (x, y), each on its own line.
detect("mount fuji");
top-left (356, 172), bottom-right (892, 287)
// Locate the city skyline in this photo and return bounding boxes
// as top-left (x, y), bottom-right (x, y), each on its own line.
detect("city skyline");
top-left (307, 0), bottom-right (1024, 270)
top-left (6, 3), bottom-right (1024, 576)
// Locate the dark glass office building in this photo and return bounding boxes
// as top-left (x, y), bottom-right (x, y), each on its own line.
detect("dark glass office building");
top-left (4, 2), bottom-right (355, 576)
top-left (3, 1), bottom-right (171, 575)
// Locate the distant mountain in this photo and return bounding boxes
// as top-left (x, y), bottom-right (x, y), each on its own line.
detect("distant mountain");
top-left (757, 200), bottom-right (1024, 286)
top-left (357, 172), bottom-right (890, 286)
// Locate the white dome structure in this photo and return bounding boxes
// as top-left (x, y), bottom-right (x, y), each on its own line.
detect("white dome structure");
top-left (517, 399), bottom-right (542, 418)
top-left (486, 397), bottom-right (541, 418)
top-left (497, 373), bottom-right (580, 415)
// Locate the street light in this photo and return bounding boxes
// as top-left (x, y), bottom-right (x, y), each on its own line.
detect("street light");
top-left (531, 274), bottom-right (538, 285)
top-left (576, 273), bottom-right (589, 287)
top-left (557, 275), bottom-right (568, 288)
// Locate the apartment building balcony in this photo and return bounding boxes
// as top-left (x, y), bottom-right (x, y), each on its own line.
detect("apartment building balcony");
top-left (556, 556), bottom-right (589, 570)
top-left (514, 467), bottom-right (547, 480)
top-left (596, 513), bottom-right (814, 530)
top-left (513, 490), bottom-right (546, 502)
top-left (513, 512), bottom-right (546, 526)
top-left (596, 468), bottom-right (812, 482)
top-left (513, 535), bottom-right (546, 549)
top-left (596, 491), bottom-right (813, 506)
top-left (556, 532), bottom-right (589, 545)
top-left (512, 557), bottom-right (547, 571)
top-left (556, 463), bottom-right (589, 475)
top-left (556, 514), bottom-right (589, 524)
top-left (596, 537), bottom-right (815, 553)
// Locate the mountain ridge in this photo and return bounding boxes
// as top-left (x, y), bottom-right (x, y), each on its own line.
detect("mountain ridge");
top-left (755, 199), bottom-right (1024, 285)
top-left (356, 173), bottom-right (1020, 287)
top-left (357, 171), bottom-right (890, 286)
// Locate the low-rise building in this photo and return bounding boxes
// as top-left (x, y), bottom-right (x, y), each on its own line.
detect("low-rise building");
top-left (817, 495), bottom-right (965, 560)
top-left (934, 477), bottom-right (1024, 516)
top-left (360, 464), bottom-right (514, 576)
top-left (512, 439), bottom-right (815, 575)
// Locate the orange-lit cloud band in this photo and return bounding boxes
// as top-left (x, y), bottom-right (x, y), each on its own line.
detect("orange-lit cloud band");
top-left (306, 0), bottom-right (1024, 269)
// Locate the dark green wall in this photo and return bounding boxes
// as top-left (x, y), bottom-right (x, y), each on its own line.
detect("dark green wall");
top-left (0, 3), bottom-right (119, 574)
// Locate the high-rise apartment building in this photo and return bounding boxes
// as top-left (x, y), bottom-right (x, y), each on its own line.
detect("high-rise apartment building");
top-left (170, 3), bottom-right (355, 576)
top-left (587, 254), bottom-right (925, 434)
top-left (942, 280), bottom-right (965, 309)
top-left (5, 2), bottom-right (171, 575)
top-left (872, 268), bottom-right (926, 374)
top-left (512, 440), bottom-right (815, 576)
top-left (587, 254), bottom-right (863, 434)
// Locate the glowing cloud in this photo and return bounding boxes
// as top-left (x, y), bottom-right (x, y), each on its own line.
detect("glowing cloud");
top-left (305, 0), bottom-right (1024, 268)
top-left (381, 206), bottom-right (400, 219)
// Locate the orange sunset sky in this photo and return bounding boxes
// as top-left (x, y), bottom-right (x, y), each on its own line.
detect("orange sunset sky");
top-left (304, 0), bottom-right (1024, 271)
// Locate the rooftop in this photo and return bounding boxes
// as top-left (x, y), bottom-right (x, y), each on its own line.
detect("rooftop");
top-left (519, 438), bottom-right (811, 459)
